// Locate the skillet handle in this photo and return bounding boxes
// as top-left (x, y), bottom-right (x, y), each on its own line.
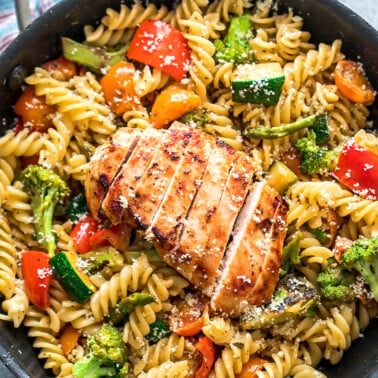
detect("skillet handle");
top-left (14, 0), bottom-right (32, 31)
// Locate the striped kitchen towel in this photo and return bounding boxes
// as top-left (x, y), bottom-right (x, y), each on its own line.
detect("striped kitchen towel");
top-left (0, 0), bottom-right (61, 54)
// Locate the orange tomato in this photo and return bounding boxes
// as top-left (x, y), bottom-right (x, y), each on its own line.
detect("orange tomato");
top-left (150, 87), bottom-right (201, 129)
top-left (169, 293), bottom-right (208, 336)
top-left (42, 55), bottom-right (77, 81)
top-left (235, 356), bottom-right (268, 378)
top-left (334, 60), bottom-right (376, 104)
top-left (195, 337), bottom-right (216, 378)
top-left (100, 62), bottom-right (141, 115)
top-left (14, 86), bottom-right (55, 131)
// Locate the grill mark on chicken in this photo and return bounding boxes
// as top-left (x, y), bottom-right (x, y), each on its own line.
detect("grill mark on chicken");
top-left (195, 153), bottom-right (256, 292)
top-left (102, 128), bottom-right (164, 225)
top-left (167, 139), bottom-right (238, 281)
top-left (210, 182), bottom-right (280, 317)
top-left (85, 128), bottom-right (141, 217)
top-left (249, 199), bottom-right (288, 304)
top-left (126, 122), bottom-right (194, 230)
top-left (148, 130), bottom-right (215, 267)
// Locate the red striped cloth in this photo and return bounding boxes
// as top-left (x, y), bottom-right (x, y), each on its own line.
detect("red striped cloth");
top-left (0, 0), bottom-right (61, 53)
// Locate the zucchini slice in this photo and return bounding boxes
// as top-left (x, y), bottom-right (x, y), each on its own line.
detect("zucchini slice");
top-left (311, 114), bottom-right (330, 144)
top-left (267, 161), bottom-right (298, 195)
top-left (232, 62), bottom-right (285, 105)
top-left (49, 252), bottom-right (96, 303)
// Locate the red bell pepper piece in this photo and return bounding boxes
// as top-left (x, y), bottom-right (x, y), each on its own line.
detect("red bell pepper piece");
top-left (169, 293), bottom-right (208, 336)
top-left (332, 141), bottom-right (378, 201)
top-left (71, 214), bottom-right (102, 254)
top-left (127, 20), bottom-right (191, 81)
top-left (89, 222), bottom-right (130, 252)
top-left (21, 251), bottom-right (52, 309)
top-left (71, 214), bottom-right (129, 253)
top-left (195, 336), bottom-right (216, 378)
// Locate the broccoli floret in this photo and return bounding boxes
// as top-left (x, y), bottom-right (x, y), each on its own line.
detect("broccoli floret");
top-left (280, 232), bottom-right (301, 277)
top-left (215, 15), bottom-right (254, 64)
top-left (109, 293), bottom-right (157, 326)
top-left (81, 247), bottom-right (124, 274)
top-left (294, 131), bottom-right (340, 175)
top-left (179, 108), bottom-right (209, 128)
top-left (341, 237), bottom-right (378, 301)
top-left (247, 115), bottom-right (317, 140)
top-left (21, 165), bottom-right (69, 257)
top-left (73, 324), bottom-right (128, 378)
top-left (72, 355), bottom-right (119, 378)
top-left (241, 274), bottom-right (319, 329)
top-left (317, 262), bottom-right (355, 302)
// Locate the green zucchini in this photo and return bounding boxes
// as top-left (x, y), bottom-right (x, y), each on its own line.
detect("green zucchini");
top-left (311, 114), bottom-right (330, 144)
top-left (49, 252), bottom-right (96, 303)
top-left (267, 161), bottom-right (298, 195)
top-left (232, 62), bottom-right (285, 105)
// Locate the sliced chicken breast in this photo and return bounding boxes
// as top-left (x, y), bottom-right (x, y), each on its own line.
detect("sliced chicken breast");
top-left (149, 130), bottom-right (215, 269)
top-left (126, 122), bottom-right (193, 230)
top-left (167, 140), bottom-right (237, 281)
top-left (249, 198), bottom-right (288, 305)
top-left (194, 153), bottom-right (256, 292)
top-left (210, 182), bottom-right (279, 317)
top-left (101, 128), bottom-right (164, 225)
top-left (85, 128), bottom-right (141, 217)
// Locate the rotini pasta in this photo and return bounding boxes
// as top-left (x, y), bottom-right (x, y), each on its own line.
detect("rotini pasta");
top-left (1, 2), bottom-right (377, 377)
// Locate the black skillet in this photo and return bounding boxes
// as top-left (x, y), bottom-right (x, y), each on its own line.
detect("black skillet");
top-left (0, 0), bottom-right (377, 376)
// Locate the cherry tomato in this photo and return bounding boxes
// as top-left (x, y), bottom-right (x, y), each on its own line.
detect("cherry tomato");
top-left (235, 356), bottom-right (268, 378)
top-left (334, 60), bottom-right (376, 104)
top-left (42, 55), bottom-right (77, 81)
top-left (14, 86), bottom-right (55, 132)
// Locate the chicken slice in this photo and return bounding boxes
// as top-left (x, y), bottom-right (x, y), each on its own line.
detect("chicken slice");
top-left (126, 122), bottom-right (194, 230)
top-left (167, 140), bottom-right (237, 281)
top-left (194, 154), bottom-right (256, 292)
top-left (101, 128), bottom-right (164, 225)
top-left (150, 129), bottom-right (215, 270)
top-left (249, 197), bottom-right (287, 305)
top-left (210, 182), bottom-right (280, 317)
top-left (85, 128), bottom-right (141, 217)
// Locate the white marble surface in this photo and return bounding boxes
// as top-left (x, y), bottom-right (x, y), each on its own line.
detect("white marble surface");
top-left (0, 0), bottom-right (376, 377)
top-left (341, 0), bottom-right (378, 28)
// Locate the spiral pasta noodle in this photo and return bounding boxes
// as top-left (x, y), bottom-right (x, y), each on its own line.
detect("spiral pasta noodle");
top-left (24, 306), bottom-right (73, 376)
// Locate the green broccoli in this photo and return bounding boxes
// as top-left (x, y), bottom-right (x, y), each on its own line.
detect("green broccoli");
top-left (81, 247), bottom-right (124, 274)
top-left (317, 260), bottom-right (355, 302)
top-left (241, 274), bottom-right (319, 329)
top-left (21, 165), bottom-right (69, 257)
top-left (109, 292), bottom-right (157, 326)
top-left (214, 15), bottom-right (254, 64)
top-left (179, 108), bottom-right (210, 128)
top-left (73, 324), bottom-right (128, 378)
top-left (341, 237), bottom-right (378, 301)
top-left (146, 319), bottom-right (172, 344)
top-left (280, 232), bottom-right (301, 277)
top-left (247, 115), bottom-right (317, 140)
top-left (294, 131), bottom-right (340, 175)
top-left (62, 37), bottom-right (127, 75)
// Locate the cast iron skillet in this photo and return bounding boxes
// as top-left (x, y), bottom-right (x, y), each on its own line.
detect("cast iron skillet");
top-left (0, 0), bottom-right (377, 377)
